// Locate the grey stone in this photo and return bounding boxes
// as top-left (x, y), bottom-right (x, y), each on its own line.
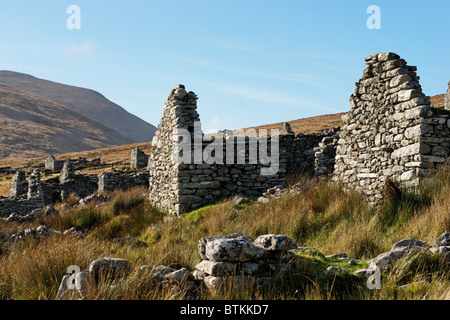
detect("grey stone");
top-left (391, 239), bottom-right (430, 251)
top-left (433, 231), bottom-right (450, 247)
top-left (164, 268), bottom-right (194, 282)
top-left (204, 238), bottom-right (267, 262)
top-left (198, 234), bottom-right (254, 260)
top-left (253, 234), bottom-right (298, 251)
top-left (89, 258), bottom-right (133, 282)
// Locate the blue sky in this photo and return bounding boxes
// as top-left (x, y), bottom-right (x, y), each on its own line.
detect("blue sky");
top-left (0, 0), bottom-right (449, 134)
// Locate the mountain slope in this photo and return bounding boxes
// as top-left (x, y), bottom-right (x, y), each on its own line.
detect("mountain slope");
top-left (244, 94), bottom-right (446, 135)
top-left (0, 83), bottom-right (135, 160)
top-left (0, 71), bottom-right (156, 142)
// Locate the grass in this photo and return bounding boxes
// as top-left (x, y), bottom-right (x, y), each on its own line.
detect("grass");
top-left (0, 167), bottom-right (449, 300)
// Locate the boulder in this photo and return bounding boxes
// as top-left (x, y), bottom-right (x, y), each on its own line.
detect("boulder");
top-left (164, 268), bottom-right (194, 283)
top-left (391, 239), bottom-right (429, 251)
top-left (89, 258), bottom-right (133, 282)
top-left (429, 246), bottom-right (450, 262)
top-left (204, 238), bottom-right (267, 262)
top-left (195, 260), bottom-right (270, 276)
top-left (254, 234), bottom-right (298, 251)
top-left (198, 234), bottom-right (254, 260)
top-left (139, 265), bottom-right (175, 281)
top-left (433, 231), bottom-right (450, 247)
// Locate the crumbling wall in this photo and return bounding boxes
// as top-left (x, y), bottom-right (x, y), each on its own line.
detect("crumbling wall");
top-left (98, 171), bottom-right (149, 194)
top-left (1, 169), bottom-right (45, 218)
top-left (45, 155), bottom-right (100, 172)
top-left (45, 155), bottom-right (64, 172)
top-left (149, 85), bottom-right (286, 215)
top-left (10, 170), bottom-right (27, 198)
top-left (314, 132), bottom-right (339, 180)
top-left (130, 147), bottom-right (149, 169)
top-left (281, 127), bottom-right (339, 175)
top-left (333, 52), bottom-right (450, 203)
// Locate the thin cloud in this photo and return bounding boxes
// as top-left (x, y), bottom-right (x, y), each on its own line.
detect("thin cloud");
top-left (176, 56), bottom-right (345, 91)
top-left (63, 41), bottom-right (96, 59)
top-left (208, 82), bottom-right (339, 113)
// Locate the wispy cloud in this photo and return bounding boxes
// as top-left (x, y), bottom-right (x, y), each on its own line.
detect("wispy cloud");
top-left (63, 41), bottom-right (96, 59)
top-left (207, 82), bottom-right (339, 113)
top-left (176, 56), bottom-right (345, 91)
top-left (197, 37), bottom-right (356, 63)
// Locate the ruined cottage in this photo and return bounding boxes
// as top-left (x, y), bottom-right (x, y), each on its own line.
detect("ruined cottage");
top-left (333, 52), bottom-right (450, 203)
top-left (1, 52), bottom-right (449, 219)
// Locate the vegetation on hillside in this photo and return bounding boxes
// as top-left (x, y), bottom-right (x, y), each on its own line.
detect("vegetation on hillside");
top-left (0, 166), bottom-right (448, 300)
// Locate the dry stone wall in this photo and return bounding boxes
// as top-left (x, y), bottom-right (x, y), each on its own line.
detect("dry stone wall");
top-left (45, 155), bottom-right (64, 172)
top-left (149, 85), bottom-right (286, 215)
top-left (130, 147), bottom-right (149, 169)
top-left (45, 155), bottom-right (101, 172)
top-left (314, 132), bottom-right (340, 180)
top-left (333, 52), bottom-right (450, 203)
top-left (10, 170), bottom-right (27, 199)
top-left (281, 127), bottom-right (340, 175)
top-left (98, 171), bottom-right (149, 194)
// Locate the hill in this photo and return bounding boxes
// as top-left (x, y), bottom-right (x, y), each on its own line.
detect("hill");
top-left (242, 112), bottom-right (345, 134)
top-left (0, 84), bottom-right (135, 160)
top-left (430, 94), bottom-right (445, 108)
top-left (0, 71), bottom-right (157, 143)
top-left (243, 94), bottom-right (445, 135)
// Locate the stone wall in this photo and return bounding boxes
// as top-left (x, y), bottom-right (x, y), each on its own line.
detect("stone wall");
top-left (445, 80), bottom-right (450, 111)
top-left (130, 147), bottom-right (149, 169)
top-left (45, 155), bottom-right (64, 172)
top-left (333, 52), bottom-right (450, 203)
top-left (149, 85), bottom-right (286, 215)
top-left (10, 170), bottom-right (27, 199)
top-left (0, 197), bottom-right (45, 218)
top-left (42, 176), bottom-right (99, 204)
top-left (1, 169), bottom-right (45, 218)
top-left (45, 155), bottom-right (101, 172)
top-left (314, 132), bottom-right (340, 180)
top-left (149, 85), bottom-right (200, 214)
top-left (98, 171), bottom-right (149, 194)
top-left (281, 127), bottom-right (339, 175)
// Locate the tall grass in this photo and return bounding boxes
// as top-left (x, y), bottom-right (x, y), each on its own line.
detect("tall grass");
top-left (0, 168), bottom-right (449, 300)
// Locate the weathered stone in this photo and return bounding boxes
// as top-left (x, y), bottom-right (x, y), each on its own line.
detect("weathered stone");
top-left (391, 239), bottom-right (430, 251)
top-left (198, 234), bottom-right (254, 260)
top-left (164, 268), bottom-right (194, 282)
top-left (195, 259), bottom-right (270, 276)
top-left (433, 231), bottom-right (450, 247)
top-left (204, 238), bottom-right (268, 262)
top-left (139, 265), bottom-right (175, 281)
top-left (253, 234), bottom-right (298, 251)
top-left (89, 258), bottom-right (133, 282)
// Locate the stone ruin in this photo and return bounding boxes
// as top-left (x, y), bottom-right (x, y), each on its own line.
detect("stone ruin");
top-left (1, 52), bottom-right (449, 220)
top-left (45, 155), bottom-right (64, 172)
top-left (45, 155), bottom-right (101, 172)
top-left (130, 147), bottom-right (149, 169)
top-left (333, 52), bottom-right (450, 204)
top-left (148, 52), bottom-right (449, 214)
top-left (148, 85), bottom-right (287, 215)
top-left (1, 160), bottom-right (148, 219)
